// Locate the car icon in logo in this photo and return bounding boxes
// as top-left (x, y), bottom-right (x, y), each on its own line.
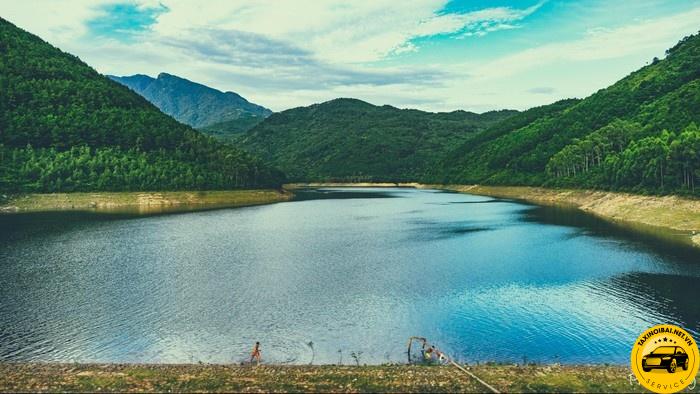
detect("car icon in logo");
top-left (642, 346), bottom-right (689, 373)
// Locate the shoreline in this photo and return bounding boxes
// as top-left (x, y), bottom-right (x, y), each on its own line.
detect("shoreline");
top-left (434, 184), bottom-right (700, 248)
top-left (0, 363), bottom-right (659, 393)
top-left (3, 184), bottom-right (699, 247)
top-left (287, 183), bottom-right (700, 247)
top-left (0, 190), bottom-right (293, 215)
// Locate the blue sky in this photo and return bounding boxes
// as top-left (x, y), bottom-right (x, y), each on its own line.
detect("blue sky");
top-left (85, 2), bottom-right (168, 42)
top-left (387, 0), bottom-right (697, 64)
top-left (2, 0), bottom-right (699, 111)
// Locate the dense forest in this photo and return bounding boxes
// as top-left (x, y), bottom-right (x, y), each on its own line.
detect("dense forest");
top-left (239, 98), bottom-right (517, 181)
top-left (237, 31), bottom-right (700, 195)
top-left (200, 113), bottom-right (268, 142)
top-left (429, 31), bottom-right (700, 195)
top-left (0, 18), bottom-right (284, 193)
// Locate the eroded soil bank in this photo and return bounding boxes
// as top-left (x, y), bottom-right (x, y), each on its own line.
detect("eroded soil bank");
top-left (0, 190), bottom-right (292, 214)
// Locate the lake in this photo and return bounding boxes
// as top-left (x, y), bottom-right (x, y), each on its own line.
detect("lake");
top-left (0, 187), bottom-right (698, 365)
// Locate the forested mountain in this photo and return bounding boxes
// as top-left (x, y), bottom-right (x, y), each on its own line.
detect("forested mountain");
top-left (429, 98), bottom-right (581, 182)
top-left (239, 98), bottom-right (518, 181)
top-left (237, 30), bottom-right (699, 192)
top-left (3, 12), bottom-right (698, 196)
top-left (429, 31), bottom-right (700, 195)
top-left (0, 17), bottom-right (284, 193)
top-left (109, 73), bottom-right (271, 137)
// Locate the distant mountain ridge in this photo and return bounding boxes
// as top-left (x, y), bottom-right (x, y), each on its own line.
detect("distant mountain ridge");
top-left (108, 73), bottom-right (272, 133)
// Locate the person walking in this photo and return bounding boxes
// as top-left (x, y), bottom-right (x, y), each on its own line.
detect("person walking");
top-left (250, 341), bottom-right (261, 365)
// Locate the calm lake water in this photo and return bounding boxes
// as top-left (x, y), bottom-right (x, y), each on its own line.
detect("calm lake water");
top-left (1, 187), bottom-right (698, 365)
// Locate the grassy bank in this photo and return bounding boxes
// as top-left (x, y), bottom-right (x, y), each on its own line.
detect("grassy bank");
top-left (0, 363), bottom-right (672, 393)
top-left (0, 190), bottom-right (292, 214)
top-left (287, 183), bottom-right (700, 247)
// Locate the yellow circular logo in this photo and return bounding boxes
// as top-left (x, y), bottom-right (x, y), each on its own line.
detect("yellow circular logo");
top-left (631, 324), bottom-right (699, 393)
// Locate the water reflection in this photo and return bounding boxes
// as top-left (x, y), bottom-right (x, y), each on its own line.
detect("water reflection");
top-left (292, 187), bottom-right (400, 200)
top-left (523, 204), bottom-right (699, 264)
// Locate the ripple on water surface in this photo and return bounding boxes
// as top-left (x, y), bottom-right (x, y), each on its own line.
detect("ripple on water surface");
top-left (0, 188), bottom-right (698, 364)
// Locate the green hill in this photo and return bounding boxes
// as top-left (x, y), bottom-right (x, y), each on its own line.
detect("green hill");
top-left (239, 98), bottom-right (517, 181)
top-left (200, 113), bottom-right (267, 142)
top-left (426, 98), bottom-right (580, 182)
top-left (431, 32), bottom-right (700, 195)
top-left (0, 17), bottom-right (284, 193)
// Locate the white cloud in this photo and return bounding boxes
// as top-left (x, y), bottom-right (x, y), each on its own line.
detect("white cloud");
top-left (471, 6), bottom-right (700, 81)
top-left (424, 5), bottom-right (700, 113)
top-left (0, 0), bottom-right (106, 42)
top-left (1, 0), bottom-right (542, 64)
top-left (0, 0), bottom-right (544, 111)
top-left (144, 0), bottom-right (544, 64)
top-left (149, 1), bottom-right (445, 63)
top-left (414, 2), bottom-right (542, 39)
